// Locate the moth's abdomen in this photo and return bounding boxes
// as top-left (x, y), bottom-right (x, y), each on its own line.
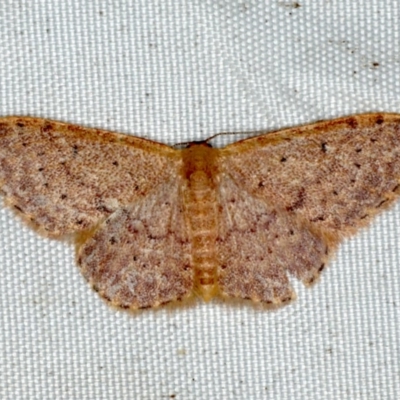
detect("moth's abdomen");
top-left (184, 171), bottom-right (218, 300)
top-left (182, 144), bottom-right (219, 300)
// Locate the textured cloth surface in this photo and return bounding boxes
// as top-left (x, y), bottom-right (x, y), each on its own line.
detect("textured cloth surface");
top-left (0, 1), bottom-right (400, 399)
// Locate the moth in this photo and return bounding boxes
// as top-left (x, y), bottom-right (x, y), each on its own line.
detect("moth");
top-left (0, 113), bottom-right (400, 309)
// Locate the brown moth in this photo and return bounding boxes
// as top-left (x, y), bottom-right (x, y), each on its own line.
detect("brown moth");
top-left (0, 113), bottom-right (400, 309)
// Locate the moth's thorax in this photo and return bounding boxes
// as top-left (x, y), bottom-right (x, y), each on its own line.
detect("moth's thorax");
top-left (181, 143), bottom-right (220, 300)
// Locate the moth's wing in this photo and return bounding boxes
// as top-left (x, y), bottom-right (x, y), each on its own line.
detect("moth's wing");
top-left (218, 113), bottom-right (400, 287)
top-left (216, 174), bottom-right (329, 305)
top-left (0, 117), bottom-right (180, 237)
top-left (77, 179), bottom-right (193, 309)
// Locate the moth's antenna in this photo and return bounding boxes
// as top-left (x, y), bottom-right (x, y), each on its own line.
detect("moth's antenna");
top-left (173, 140), bottom-right (193, 149)
top-left (204, 131), bottom-right (239, 143)
top-left (205, 129), bottom-right (275, 144)
top-left (173, 129), bottom-right (274, 148)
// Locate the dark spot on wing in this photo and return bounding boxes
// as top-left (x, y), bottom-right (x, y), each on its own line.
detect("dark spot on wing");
top-left (346, 118), bottom-right (358, 129)
top-left (43, 123), bottom-right (54, 132)
top-left (376, 199), bottom-right (388, 208)
top-left (14, 205), bottom-right (24, 213)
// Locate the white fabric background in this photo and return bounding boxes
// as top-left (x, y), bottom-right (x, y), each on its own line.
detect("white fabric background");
top-left (0, 1), bottom-right (399, 399)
